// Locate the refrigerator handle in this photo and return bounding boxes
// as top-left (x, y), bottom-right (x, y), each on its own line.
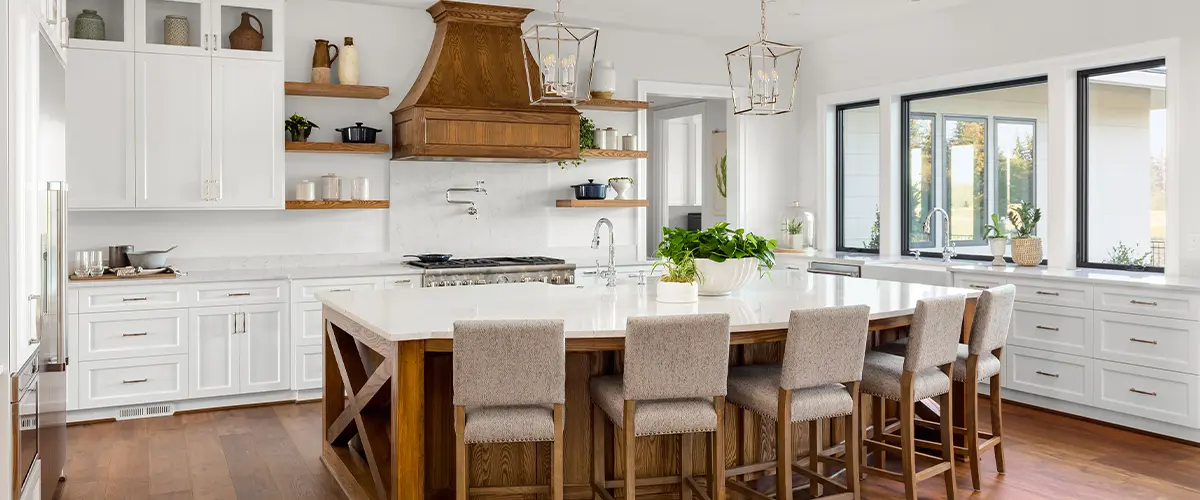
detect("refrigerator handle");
top-left (49, 182), bottom-right (68, 364)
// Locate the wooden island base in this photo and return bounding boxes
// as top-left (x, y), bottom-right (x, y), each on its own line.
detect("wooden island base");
top-left (320, 303), bottom-right (976, 500)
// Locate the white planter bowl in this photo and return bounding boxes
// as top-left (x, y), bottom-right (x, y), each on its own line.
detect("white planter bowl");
top-left (988, 238), bottom-right (1008, 266)
top-left (656, 280), bottom-right (698, 303)
top-left (695, 257), bottom-right (759, 296)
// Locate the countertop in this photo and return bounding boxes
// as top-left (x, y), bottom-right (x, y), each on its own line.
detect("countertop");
top-left (316, 272), bottom-right (979, 342)
top-left (948, 263), bottom-right (1200, 292)
top-left (67, 264), bottom-right (425, 288)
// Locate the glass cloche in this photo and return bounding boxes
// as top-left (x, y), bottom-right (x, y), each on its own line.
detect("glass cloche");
top-left (781, 202), bottom-right (816, 251)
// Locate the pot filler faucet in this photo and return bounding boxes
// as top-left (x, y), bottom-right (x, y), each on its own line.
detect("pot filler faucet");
top-left (446, 180), bottom-right (487, 218)
top-left (923, 207), bottom-right (957, 263)
top-left (591, 218), bottom-right (617, 287)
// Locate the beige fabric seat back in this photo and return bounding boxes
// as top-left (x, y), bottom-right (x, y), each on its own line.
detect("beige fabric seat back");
top-left (623, 314), bottom-right (731, 401)
top-left (903, 296), bottom-right (967, 373)
top-left (780, 305), bottom-right (871, 390)
top-left (452, 319), bottom-right (566, 407)
top-left (967, 285), bottom-right (1017, 355)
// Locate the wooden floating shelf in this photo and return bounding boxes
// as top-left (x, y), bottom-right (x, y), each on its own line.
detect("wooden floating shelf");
top-left (284, 82), bottom-right (390, 99)
top-left (286, 200), bottom-right (390, 210)
top-left (556, 199), bottom-right (649, 208)
top-left (285, 142), bottom-right (390, 154)
top-left (575, 98), bottom-right (649, 111)
top-left (580, 149), bottom-right (648, 159)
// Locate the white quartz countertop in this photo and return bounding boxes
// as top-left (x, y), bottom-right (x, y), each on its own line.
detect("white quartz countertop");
top-left (67, 264), bottom-right (425, 288)
top-left (317, 271), bottom-right (979, 342)
top-left (949, 263), bottom-right (1200, 292)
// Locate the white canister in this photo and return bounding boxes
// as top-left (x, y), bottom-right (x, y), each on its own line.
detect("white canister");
top-left (621, 134), bottom-right (636, 150)
top-left (592, 128), bottom-right (607, 150)
top-left (320, 173), bottom-right (342, 200)
top-left (296, 180), bottom-right (316, 201)
top-left (351, 177), bottom-right (370, 200)
top-left (591, 60), bottom-right (616, 99)
top-left (603, 128), bottom-right (618, 150)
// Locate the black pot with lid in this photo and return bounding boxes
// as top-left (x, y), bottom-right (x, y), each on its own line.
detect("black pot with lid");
top-left (335, 122), bottom-right (384, 144)
top-left (571, 179), bottom-right (608, 200)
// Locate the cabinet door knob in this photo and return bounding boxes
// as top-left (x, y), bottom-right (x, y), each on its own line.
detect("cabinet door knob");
top-left (203, 34), bottom-right (209, 50)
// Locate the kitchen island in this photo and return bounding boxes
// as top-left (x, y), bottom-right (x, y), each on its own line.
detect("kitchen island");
top-left (316, 272), bottom-right (979, 500)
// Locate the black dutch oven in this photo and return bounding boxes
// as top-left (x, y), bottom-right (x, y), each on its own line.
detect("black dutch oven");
top-left (571, 179), bottom-right (608, 200)
top-left (336, 122), bottom-right (384, 144)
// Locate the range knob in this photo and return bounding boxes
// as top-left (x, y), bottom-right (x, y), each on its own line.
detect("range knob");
top-left (498, 275), bottom-right (511, 283)
top-left (522, 277), bottom-right (533, 283)
top-left (540, 277), bottom-right (549, 284)
top-left (453, 280), bottom-right (464, 287)
top-left (475, 279), bottom-right (488, 285)
top-left (440, 280), bottom-right (450, 287)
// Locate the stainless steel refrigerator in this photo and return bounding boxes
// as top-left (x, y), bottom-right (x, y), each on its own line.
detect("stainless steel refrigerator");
top-left (38, 181), bottom-right (68, 500)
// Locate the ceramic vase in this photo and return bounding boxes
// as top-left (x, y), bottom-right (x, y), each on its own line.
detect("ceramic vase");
top-left (73, 9), bottom-right (105, 40)
top-left (311, 39), bottom-right (339, 84)
top-left (338, 37), bottom-right (360, 85)
top-left (608, 179), bottom-right (633, 200)
top-left (694, 258), bottom-right (758, 296)
top-left (591, 60), bottom-right (616, 99)
top-left (1011, 238), bottom-right (1043, 267)
top-left (988, 238), bottom-right (1008, 266)
top-left (228, 12), bottom-right (264, 51)
top-left (164, 15), bottom-right (189, 46)
top-left (656, 280), bottom-right (698, 303)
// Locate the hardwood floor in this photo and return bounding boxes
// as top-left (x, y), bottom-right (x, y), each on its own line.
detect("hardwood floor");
top-left (60, 399), bottom-right (1200, 500)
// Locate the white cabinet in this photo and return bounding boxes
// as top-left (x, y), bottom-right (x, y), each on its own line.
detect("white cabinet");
top-left (211, 57), bottom-right (283, 208)
top-left (190, 303), bottom-right (288, 398)
top-left (136, 52), bottom-right (212, 208)
top-left (67, 49), bottom-right (136, 208)
top-left (1094, 360), bottom-right (1200, 428)
top-left (292, 301), bottom-right (323, 347)
top-left (211, 0), bottom-right (284, 61)
top-left (240, 303), bottom-right (289, 393)
top-left (190, 306), bottom-right (238, 398)
top-left (137, 0), bottom-right (283, 61)
top-left (77, 354), bottom-right (189, 409)
top-left (294, 344), bottom-right (323, 391)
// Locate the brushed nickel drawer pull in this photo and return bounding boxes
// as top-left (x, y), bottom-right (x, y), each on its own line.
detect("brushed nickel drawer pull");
top-left (121, 332), bottom-right (148, 337)
top-left (226, 292), bottom-right (252, 297)
top-left (1129, 338), bottom-right (1159, 345)
top-left (1036, 325), bottom-right (1060, 332)
top-left (122, 297), bottom-right (148, 302)
top-left (1130, 300), bottom-right (1159, 306)
top-left (1036, 291), bottom-right (1060, 296)
top-left (969, 285), bottom-right (989, 290)
top-left (394, 279), bottom-right (412, 284)
top-left (1035, 371), bottom-right (1060, 378)
top-left (329, 288), bottom-right (351, 292)
top-left (122, 378), bottom-right (148, 384)
top-left (1129, 388), bottom-right (1158, 397)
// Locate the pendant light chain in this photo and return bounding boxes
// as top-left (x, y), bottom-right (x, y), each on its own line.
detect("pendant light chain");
top-left (759, 0), bottom-right (768, 40)
top-left (554, 0), bottom-right (564, 23)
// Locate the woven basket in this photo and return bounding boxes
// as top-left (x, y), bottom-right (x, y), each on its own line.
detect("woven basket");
top-left (1011, 238), bottom-right (1043, 266)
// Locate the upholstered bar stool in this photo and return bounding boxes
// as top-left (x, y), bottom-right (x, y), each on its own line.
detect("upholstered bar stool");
top-left (860, 295), bottom-right (966, 500)
top-left (878, 285), bottom-right (1016, 491)
top-left (453, 319), bottom-right (566, 500)
top-left (590, 314), bottom-right (731, 500)
top-left (724, 305), bottom-right (871, 500)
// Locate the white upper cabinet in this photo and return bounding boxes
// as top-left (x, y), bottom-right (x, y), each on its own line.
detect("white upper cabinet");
top-left (68, 0), bottom-right (136, 51)
top-left (68, 49), bottom-right (136, 208)
top-left (135, 52), bottom-right (213, 208)
top-left (211, 57), bottom-right (283, 208)
top-left (212, 0), bottom-right (283, 61)
top-left (136, 0), bottom-right (211, 57)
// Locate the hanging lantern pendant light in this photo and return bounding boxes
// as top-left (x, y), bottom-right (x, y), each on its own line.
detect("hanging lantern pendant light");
top-left (726, 0), bottom-right (801, 115)
top-left (523, 0), bottom-right (599, 106)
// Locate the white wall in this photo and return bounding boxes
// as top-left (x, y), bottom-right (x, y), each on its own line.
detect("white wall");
top-left (68, 0), bottom-right (740, 265)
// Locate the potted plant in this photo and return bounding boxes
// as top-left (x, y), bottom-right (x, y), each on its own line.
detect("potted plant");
top-left (1008, 201), bottom-right (1043, 267)
top-left (982, 213), bottom-right (1008, 266)
top-left (608, 177), bottom-right (634, 200)
top-left (692, 223), bottom-right (776, 296)
top-left (285, 113), bottom-right (319, 142)
top-left (559, 116), bottom-right (596, 168)
top-left (652, 232), bottom-right (700, 303)
top-left (781, 217), bottom-right (804, 249)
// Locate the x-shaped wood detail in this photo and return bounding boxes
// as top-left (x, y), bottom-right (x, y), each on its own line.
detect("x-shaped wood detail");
top-left (326, 320), bottom-right (394, 500)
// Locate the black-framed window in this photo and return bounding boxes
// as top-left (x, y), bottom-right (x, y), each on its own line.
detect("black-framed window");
top-left (900, 76), bottom-right (1049, 261)
top-left (1077, 59), bottom-right (1167, 272)
top-left (835, 100), bottom-right (882, 252)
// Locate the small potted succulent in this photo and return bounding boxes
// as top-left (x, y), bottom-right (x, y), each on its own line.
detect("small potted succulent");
top-left (982, 213), bottom-right (1008, 266)
top-left (781, 217), bottom-right (804, 250)
top-left (285, 113), bottom-right (319, 142)
top-left (1008, 201), bottom-right (1043, 267)
top-left (608, 177), bottom-right (634, 200)
top-left (653, 229), bottom-right (700, 303)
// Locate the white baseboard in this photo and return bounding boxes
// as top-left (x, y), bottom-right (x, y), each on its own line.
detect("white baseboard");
top-left (66, 389), bottom-right (322, 424)
top-left (1001, 388), bottom-right (1200, 443)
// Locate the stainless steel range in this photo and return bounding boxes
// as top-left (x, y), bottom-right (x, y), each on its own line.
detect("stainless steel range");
top-left (409, 257), bottom-right (576, 287)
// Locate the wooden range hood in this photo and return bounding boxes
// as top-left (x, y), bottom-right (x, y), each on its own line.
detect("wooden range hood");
top-left (391, 1), bottom-right (581, 162)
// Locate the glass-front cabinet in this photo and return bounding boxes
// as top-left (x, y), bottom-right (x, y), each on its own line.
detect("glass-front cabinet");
top-left (69, 0), bottom-right (282, 61)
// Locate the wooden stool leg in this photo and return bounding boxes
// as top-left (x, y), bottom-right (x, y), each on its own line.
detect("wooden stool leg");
top-left (900, 374), bottom-right (917, 500)
top-left (872, 395), bottom-right (886, 468)
top-left (553, 403), bottom-right (565, 500)
top-left (808, 420), bottom-right (821, 498)
top-left (777, 389), bottom-right (793, 500)
top-left (712, 396), bottom-right (727, 500)
top-left (681, 434), bottom-right (692, 500)
top-left (455, 406), bottom-right (468, 500)
top-left (846, 382), bottom-right (861, 500)
top-left (991, 369), bottom-right (1006, 474)
top-left (941, 367), bottom-right (958, 500)
top-left (592, 404), bottom-right (605, 500)
top-left (623, 400), bottom-right (637, 500)
top-left (964, 363), bottom-right (982, 491)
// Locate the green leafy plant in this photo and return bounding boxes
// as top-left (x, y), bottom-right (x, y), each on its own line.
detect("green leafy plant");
top-left (694, 223), bottom-right (777, 270)
top-left (559, 116), bottom-right (597, 168)
top-left (715, 154), bottom-right (728, 198)
top-left (865, 206), bottom-right (881, 250)
top-left (655, 227), bottom-right (702, 284)
top-left (1107, 242), bottom-right (1153, 268)
top-left (1007, 201), bottom-right (1041, 239)
top-left (983, 213), bottom-right (1008, 240)
top-left (284, 114), bottom-right (319, 142)
top-left (781, 217), bottom-right (804, 235)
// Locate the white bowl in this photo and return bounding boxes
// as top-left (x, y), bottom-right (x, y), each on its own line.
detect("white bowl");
top-left (695, 257), bottom-right (759, 296)
top-left (656, 280), bottom-right (698, 303)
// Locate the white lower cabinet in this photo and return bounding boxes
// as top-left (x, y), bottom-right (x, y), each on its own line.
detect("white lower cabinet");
top-left (1094, 360), bottom-right (1199, 428)
top-left (294, 345), bottom-right (323, 391)
top-left (190, 303), bottom-right (289, 398)
top-left (190, 306), bottom-right (239, 398)
top-left (76, 309), bottom-right (189, 361)
top-left (1094, 311), bottom-right (1200, 375)
top-left (77, 354), bottom-right (189, 409)
top-left (1009, 303), bottom-right (1092, 357)
top-left (293, 301), bottom-right (323, 347)
top-left (1006, 346), bottom-right (1093, 405)
top-left (241, 303), bottom-right (290, 394)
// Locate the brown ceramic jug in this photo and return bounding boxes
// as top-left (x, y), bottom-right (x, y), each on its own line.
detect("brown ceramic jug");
top-left (228, 12), bottom-right (263, 51)
top-left (311, 39), bottom-right (339, 84)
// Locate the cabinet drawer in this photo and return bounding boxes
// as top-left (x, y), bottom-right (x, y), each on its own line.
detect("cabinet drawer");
top-left (1006, 346), bottom-right (1092, 405)
top-left (953, 275), bottom-right (1006, 292)
top-left (292, 278), bottom-right (379, 302)
top-left (1009, 303), bottom-right (1091, 357)
top-left (77, 286), bottom-right (184, 313)
top-left (1094, 286), bottom-right (1199, 321)
top-left (1094, 312), bottom-right (1199, 374)
top-left (380, 275), bottom-right (419, 289)
top-left (76, 309), bottom-right (189, 362)
top-left (1007, 277), bottom-right (1092, 309)
top-left (77, 355), bottom-right (188, 409)
top-left (292, 301), bottom-right (324, 346)
top-left (193, 281), bottom-right (287, 306)
top-left (1094, 360), bottom-right (1200, 428)
top-left (294, 345), bottom-right (323, 391)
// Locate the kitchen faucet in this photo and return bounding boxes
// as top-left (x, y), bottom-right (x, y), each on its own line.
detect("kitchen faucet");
top-left (591, 218), bottom-right (617, 287)
top-left (923, 207), bottom-right (957, 263)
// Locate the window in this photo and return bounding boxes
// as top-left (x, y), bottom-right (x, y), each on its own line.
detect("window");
top-left (1077, 60), bottom-right (1167, 272)
top-left (836, 101), bottom-right (881, 252)
top-left (901, 77), bottom-right (1048, 260)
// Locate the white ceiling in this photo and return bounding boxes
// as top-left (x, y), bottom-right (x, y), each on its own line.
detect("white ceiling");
top-left (365, 0), bottom-right (976, 44)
